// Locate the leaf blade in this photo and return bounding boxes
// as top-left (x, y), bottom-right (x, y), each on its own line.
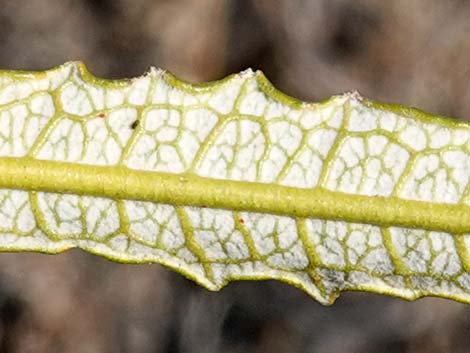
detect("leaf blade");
top-left (1, 62), bottom-right (470, 305)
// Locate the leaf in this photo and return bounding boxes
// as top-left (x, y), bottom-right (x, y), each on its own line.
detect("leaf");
top-left (0, 62), bottom-right (470, 305)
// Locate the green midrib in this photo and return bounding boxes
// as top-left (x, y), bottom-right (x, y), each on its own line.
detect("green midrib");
top-left (0, 157), bottom-right (469, 234)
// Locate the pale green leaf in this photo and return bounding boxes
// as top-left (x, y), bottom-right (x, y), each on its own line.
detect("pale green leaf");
top-left (0, 62), bottom-right (470, 305)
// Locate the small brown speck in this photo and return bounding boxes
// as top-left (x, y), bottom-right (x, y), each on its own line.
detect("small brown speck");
top-left (239, 218), bottom-right (244, 224)
top-left (98, 113), bottom-right (106, 118)
top-left (131, 120), bottom-right (139, 129)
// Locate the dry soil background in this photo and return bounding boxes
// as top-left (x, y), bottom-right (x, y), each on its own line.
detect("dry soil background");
top-left (0, 1), bottom-right (469, 352)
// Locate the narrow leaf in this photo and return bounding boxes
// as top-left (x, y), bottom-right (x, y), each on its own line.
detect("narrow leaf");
top-left (1, 62), bottom-right (470, 305)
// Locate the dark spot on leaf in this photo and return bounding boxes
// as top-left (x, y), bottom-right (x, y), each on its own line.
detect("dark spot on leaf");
top-left (98, 113), bottom-right (106, 118)
top-left (130, 120), bottom-right (139, 129)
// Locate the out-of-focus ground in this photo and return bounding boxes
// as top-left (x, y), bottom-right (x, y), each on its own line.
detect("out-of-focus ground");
top-left (0, 1), bottom-right (469, 352)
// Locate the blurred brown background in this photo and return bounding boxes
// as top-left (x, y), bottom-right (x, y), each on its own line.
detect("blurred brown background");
top-left (0, 1), bottom-right (469, 352)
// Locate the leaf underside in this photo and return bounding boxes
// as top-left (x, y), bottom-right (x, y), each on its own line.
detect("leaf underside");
top-left (1, 62), bottom-right (470, 305)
